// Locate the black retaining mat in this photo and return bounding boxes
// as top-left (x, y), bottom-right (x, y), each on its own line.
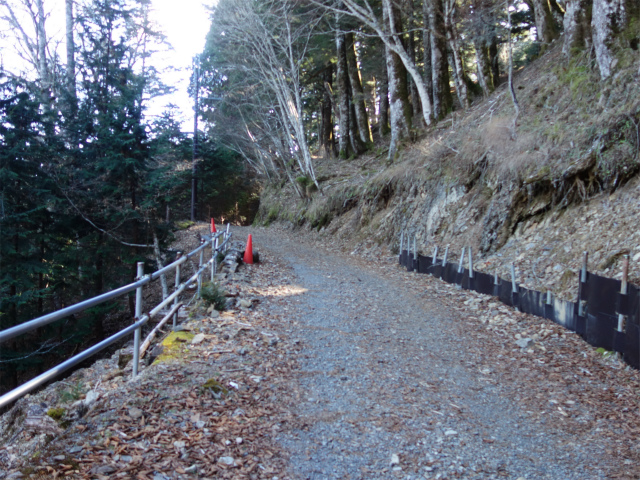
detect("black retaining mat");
top-left (550, 298), bottom-right (577, 331)
top-left (625, 322), bottom-right (640, 369)
top-left (585, 312), bottom-right (618, 351)
top-left (474, 271), bottom-right (495, 296)
top-left (418, 255), bottom-right (432, 274)
top-left (398, 248), bottom-right (640, 370)
top-left (441, 263), bottom-right (458, 284)
top-left (497, 281), bottom-right (516, 308)
top-left (518, 288), bottom-right (546, 319)
top-left (584, 273), bottom-right (622, 317)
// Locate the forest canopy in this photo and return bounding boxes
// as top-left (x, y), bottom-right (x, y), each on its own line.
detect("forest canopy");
top-left (200, 0), bottom-right (639, 190)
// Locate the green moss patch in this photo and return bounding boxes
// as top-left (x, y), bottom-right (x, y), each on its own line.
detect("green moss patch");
top-left (153, 331), bottom-right (195, 365)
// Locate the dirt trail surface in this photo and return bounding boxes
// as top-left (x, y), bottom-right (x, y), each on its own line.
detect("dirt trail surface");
top-left (244, 225), bottom-right (640, 480)
top-left (2, 223), bottom-right (640, 480)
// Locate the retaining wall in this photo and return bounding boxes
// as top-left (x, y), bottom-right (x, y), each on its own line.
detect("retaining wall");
top-left (399, 251), bottom-right (640, 369)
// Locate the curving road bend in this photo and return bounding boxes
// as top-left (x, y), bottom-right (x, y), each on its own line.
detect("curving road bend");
top-left (245, 225), bottom-right (636, 480)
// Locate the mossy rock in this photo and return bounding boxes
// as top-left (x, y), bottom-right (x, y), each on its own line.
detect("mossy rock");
top-left (153, 331), bottom-right (195, 365)
top-left (46, 407), bottom-right (66, 421)
top-left (118, 353), bottom-right (133, 370)
top-left (201, 378), bottom-right (228, 398)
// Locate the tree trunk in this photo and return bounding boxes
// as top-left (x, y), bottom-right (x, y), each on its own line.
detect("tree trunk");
top-left (384, 2), bottom-right (411, 160)
top-left (475, 39), bottom-right (493, 96)
top-left (406, 0), bottom-right (423, 127)
top-left (349, 102), bottom-right (366, 154)
top-left (320, 65), bottom-right (335, 159)
top-left (532, 0), bottom-right (560, 46)
top-left (563, 0), bottom-right (592, 55)
top-left (346, 32), bottom-right (373, 145)
top-left (153, 232), bottom-right (168, 300)
top-left (445, 0), bottom-right (469, 109)
top-left (379, 72), bottom-right (390, 137)
top-left (489, 35), bottom-right (501, 87)
top-left (422, 0), bottom-right (434, 108)
top-left (591, 0), bottom-right (631, 78)
top-left (336, 28), bottom-right (351, 158)
top-left (429, 0), bottom-right (453, 119)
top-left (65, 0), bottom-right (77, 117)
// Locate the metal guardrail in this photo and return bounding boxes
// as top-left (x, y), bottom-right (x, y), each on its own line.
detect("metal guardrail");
top-left (0, 226), bottom-right (233, 410)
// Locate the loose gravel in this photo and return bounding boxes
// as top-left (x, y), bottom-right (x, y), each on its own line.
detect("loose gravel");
top-left (246, 225), bottom-right (639, 479)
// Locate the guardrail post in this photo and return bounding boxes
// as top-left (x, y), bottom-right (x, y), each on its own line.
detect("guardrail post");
top-left (510, 263), bottom-right (518, 293)
top-left (458, 247), bottom-right (466, 273)
top-left (578, 251), bottom-right (588, 316)
top-left (432, 245), bottom-right (438, 265)
top-left (173, 254), bottom-right (181, 330)
top-left (618, 255), bottom-right (629, 332)
top-left (468, 247), bottom-right (474, 279)
top-left (211, 233), bottom-right (216, 282)
top-left (225, 224), bottom-right (230, 254)
top-left (197, 240), bottom-right (204, 298)
top-left (442, 245), bottom-right (449, 266)
top-left (133, 262), bottom-right (144, 377)
top-left (400, 231), bottom-right (404, 253)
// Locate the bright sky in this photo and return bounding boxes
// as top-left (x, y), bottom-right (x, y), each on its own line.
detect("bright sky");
top-left (0, 0), bottom-right (214, 132)
top-left (147, 0), bottom-right (214, 130)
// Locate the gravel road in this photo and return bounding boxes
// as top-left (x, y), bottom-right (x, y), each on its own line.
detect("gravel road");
top-left (245, 225), bottom-right (635, 480)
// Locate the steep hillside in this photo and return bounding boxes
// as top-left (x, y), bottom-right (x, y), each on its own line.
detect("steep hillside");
top-left (257, 42), bottom-right (640, 301)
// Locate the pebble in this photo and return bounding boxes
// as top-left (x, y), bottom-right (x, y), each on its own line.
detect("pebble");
top-left (516, 338), bottom-right (535, 349)
top-left (390, 453), bottom-right (400, 465)
top-left (128, 407), bottom-right (143, 419)
top-left (219, 456), bottom-right (236, 466)
top-left (191, 333), bottom-right (206, 345)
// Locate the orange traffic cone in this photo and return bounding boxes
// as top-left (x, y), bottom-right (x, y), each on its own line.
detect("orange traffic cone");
top-left (211, 218), bottom-right (217, 233)
top-left (243, 235), bottom-right (254, 264)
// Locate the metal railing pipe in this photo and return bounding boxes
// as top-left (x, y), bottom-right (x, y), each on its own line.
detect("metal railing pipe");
top-left (0, 276), bottom-right (151, 346)
top-left (150, 255), bottom-right (187, 281)
top-left (185, 240), bottom-right (209, 260)
top-left (0, 315), bottom-right (149, 409)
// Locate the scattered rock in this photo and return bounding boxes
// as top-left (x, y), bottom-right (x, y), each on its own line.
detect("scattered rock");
top-left (191, 333), bottom-right (206, 345)
top-left (128, 407), bottom-right (143, 419)
top-left (218, 456), bottom-right (236, 466)
top-left (238, 299), bottom-right (253, 309)
top-left (390, 453), bottom-right (400, 465)
top-left (515, 338), bottom-right (535, 349)
top-left (91, 465), bottom-right (116, 475)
